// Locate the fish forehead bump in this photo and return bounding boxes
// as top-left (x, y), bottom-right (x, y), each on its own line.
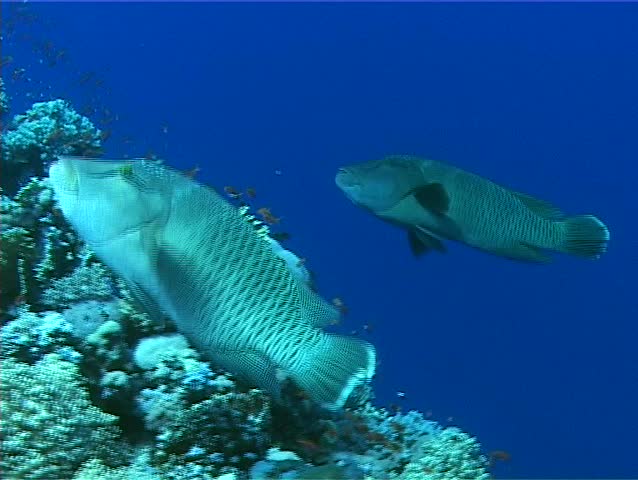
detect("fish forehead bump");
top-left (335, 156), bottom-right (425, 211)
top-left (49, 156), bottom-right (169, 245)
top-left (341, 155), bottom-right (424, 181)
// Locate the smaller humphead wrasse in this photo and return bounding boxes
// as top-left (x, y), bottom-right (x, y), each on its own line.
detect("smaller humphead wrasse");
top-left (336, 155), bottom-right (609, 262)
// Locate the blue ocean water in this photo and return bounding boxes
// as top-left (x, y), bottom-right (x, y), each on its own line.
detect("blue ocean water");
top-left (2, 2), bottom-right (637, 478)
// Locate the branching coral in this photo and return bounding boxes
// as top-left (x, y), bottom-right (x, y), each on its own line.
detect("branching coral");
top-left (41, 262), bottom-right (116, 308)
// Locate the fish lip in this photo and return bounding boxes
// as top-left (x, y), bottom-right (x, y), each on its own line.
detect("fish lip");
top-left (335, 168), bottom-right (356, 189)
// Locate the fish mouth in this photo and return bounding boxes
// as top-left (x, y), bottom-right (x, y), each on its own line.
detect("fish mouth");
top-left (335, 169), bottom-right (363, 206)
top-left (335, 168), bottom-right (357, 189)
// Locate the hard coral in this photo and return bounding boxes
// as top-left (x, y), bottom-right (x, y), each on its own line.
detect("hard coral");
top-left (0, 308), bottom-right (81, 364)
top-left (41, 262), bottom-right (116, 308)
top-left (400, 427), bottom-right (490, 480)
top-left (1, 98), bottom-right (102, 193)
top-left (0, 177), bottom-right (86, 317)
top-left (0, 354), bottom-right (126, 480)
top-left (2, 98), bottom-right (102, 166)
top-left (131, 336), bottom-right (271, 478)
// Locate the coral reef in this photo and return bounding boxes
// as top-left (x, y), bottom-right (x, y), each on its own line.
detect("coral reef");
top-left (0, 172), bottom-right (92, 319)
top-left (0, 354), bottom-right (126, 480)
top-left (399, 427), bottom-right (490, 480)
top-left (0, 308), bottom-right (81, 364)
top-left (1, 99), bottom-right (102, 192)
top-left (2, 98), bottom-right (102, 165)
top-left (0, 93), bottom-right (491, 480)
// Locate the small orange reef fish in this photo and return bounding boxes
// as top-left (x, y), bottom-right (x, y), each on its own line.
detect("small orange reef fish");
top-left (270, 232), bottom-right (290, 242)
top-left (332, 297), bottom-right (348, 315)
top-left (245, 187), bottom-right (256, 199)
top-left (224, 186), bottom-right (242, 199)
top-left (257, 207), bottom-right (280, 225)
top-left (184, 165), bottom-right (200, 179)
top-left (489, 450), bottom-right (512, 467)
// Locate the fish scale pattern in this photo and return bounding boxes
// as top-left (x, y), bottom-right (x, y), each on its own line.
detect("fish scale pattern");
top-left (50, 157), bottom-right (375, 410)
top-left (163, 174), bottom-right (330, 373)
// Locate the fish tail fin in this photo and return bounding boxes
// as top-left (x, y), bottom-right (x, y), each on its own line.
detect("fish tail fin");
top-left (294, 335), bottom-right (376, 410)
top-left (561, 215), bottom-right (610, 259)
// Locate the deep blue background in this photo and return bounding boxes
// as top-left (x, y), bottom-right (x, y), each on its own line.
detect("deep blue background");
top-left (3, 3), bottom-right (637, 478)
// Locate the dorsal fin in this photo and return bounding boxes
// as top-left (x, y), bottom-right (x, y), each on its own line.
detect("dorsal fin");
top-left (512, 191), bottom-right (564, 219)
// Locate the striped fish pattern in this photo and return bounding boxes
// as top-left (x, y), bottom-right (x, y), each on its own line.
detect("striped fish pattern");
top-left (336, 155), bottom-right (609, 262)
top-left (49, 156), bottom-right (376, 410)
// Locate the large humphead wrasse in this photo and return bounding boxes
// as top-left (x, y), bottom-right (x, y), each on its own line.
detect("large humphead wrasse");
top-left (336, 155), bottom-right (609, 262)
top-left (49, 156), bottom-right (376, 410)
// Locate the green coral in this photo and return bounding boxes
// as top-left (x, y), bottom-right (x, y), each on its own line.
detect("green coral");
top-left (0, 354), bottom-right (126, 480)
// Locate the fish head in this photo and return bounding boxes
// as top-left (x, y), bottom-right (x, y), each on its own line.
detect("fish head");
top-left (335, 157), bottom-right (421, 212)
top-left (48, 156), bottom-right (167, 245)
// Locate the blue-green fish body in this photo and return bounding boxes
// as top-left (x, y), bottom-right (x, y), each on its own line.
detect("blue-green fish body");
top-left (336, 155), bottom-right (609, 262)
top-left (49, 157), bottom-right (376, 410)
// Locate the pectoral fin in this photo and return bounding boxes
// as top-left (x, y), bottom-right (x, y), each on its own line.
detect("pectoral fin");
top-left (491, 243), bottom-right (552, 263)
top-left (407, 229), bottom-right (446, 257)
top-left (412, 183), bottom-right (450, 215)
top-left (512, 191), bottom-right (564, 219)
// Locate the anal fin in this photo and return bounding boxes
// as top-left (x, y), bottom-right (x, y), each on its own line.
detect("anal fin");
top-left (213, 349), bottom-right (283, 400)
top-left (492, 243), bottom-right (552, 263)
